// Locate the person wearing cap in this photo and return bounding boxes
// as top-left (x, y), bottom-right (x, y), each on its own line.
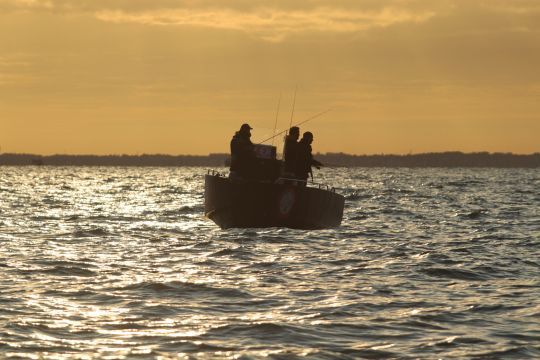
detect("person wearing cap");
top-left (230, 123), bottom-right (255, 179)
top-left (283, 126), bottom-right (300, 177)
top-left (294, 131), bottom-right (322, 185)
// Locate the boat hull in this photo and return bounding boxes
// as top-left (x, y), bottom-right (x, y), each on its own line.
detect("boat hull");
top-left (204, 174), bottom-right (345, 229)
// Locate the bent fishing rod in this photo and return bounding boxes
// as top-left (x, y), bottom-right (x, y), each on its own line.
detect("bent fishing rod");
top-left (257, 109), bottom-right (331, 145)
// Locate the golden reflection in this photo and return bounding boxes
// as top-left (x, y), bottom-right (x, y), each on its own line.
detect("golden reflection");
top-left (371, 343), bottom-right (396, 351)
top-left (4, 166), bottom-right (538, 358)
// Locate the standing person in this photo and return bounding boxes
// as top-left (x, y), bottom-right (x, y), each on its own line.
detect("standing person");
top-left (295, 131), bottom-right (322, 185)
top-left (230, 123), bottom-right (255, 180)
top-left (283, 126), bottom-right (300, 177)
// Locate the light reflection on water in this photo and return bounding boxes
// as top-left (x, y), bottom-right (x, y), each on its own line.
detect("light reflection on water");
top-left (0, 166), bottom-right (539, 358)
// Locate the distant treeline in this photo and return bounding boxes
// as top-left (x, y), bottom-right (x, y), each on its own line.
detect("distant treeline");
top-left (317, 152), bottom-right (540, 168)
top-left (0, 153), bottom-right (228, 167)
top-left (1, 152), bottom-right (539, 168)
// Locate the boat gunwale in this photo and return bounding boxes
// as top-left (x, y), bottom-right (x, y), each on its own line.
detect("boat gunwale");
top-left (206, 169), bottom-right (340, 195)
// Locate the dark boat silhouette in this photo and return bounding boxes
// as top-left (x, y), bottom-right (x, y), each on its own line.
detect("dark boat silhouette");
top-left (204, 145), bottom-right (345, 229)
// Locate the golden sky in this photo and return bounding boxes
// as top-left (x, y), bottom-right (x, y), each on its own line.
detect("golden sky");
top-left (1, 0), bottom-right (539, 155)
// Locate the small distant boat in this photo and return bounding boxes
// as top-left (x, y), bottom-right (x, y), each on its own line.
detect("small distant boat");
top-left (204, 145), bottom-right (345, 230)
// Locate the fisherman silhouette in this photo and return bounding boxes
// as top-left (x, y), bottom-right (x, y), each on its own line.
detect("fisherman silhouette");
top-left (295, 131), bottom-right (322, 185)
top-left (283, 126), bottom-right (300, 177)
top-left (229, 123), bottom-right (255, 180)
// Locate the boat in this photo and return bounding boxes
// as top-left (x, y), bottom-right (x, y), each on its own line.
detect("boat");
top-left (204, 144), bottom-right (345, 229)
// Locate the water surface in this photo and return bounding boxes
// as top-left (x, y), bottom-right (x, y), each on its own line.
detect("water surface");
top-left (1, 167), bottom-right (539, 358)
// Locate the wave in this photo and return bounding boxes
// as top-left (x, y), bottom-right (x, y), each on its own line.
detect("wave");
top-left (18, 265), bottom-right (97, 277)
top-left (158, 341), bottom-right (235, 353)
top-left (471, 346), bottom-right (540, 358)
top-left (72, 228), bottom-right (110, 237)
top-left (210, 248), bottom-right (240, 257)
top-left (446, 179), bottom-right (486, 187)
top-left (397, 319), bottom-right (448, 331)
top-left (161, 187), bottom-right (190, 195)
top-left (420, 267), bottom-right (488, 281)
top-left (43, 266), bottom-right (97, 277)
top-left (205, 322), bottom-right (401, 358)
top-left (380, 208), bottom-right (416, 216)
top-left (114, 281), bottom-right (252, 299)
top-left (468, 304), bottom-right (526, 314)
top-left (30, 215), bottom-right (62, 221)
top-left (460, 209), bottom-right (488, 219)
top-left (161, 205), bottom-right (204, 216)
top-left (348, 214), bottom-right (368, 221)
top-left (34, 259), bottom-right (98, 269)
top-left (43, 288), bottom-right (121, 301)
top-left (205, 322), bottom-right (293, 338)
top-left (344, 191), bottom-right (370, 201)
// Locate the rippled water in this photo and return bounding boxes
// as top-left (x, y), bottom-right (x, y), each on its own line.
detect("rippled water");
top-left (0, 166), bottom-right (539, 359)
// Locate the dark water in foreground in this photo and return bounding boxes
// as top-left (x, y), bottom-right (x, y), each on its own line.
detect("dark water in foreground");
top-left (0, 167), bottom-right (539, 359)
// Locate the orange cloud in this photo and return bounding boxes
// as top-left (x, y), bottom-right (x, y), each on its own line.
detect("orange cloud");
top-left (95, 7), bottom-right (435, 41)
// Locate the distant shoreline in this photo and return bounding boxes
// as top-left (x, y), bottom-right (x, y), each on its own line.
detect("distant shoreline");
top-left (1, 152), bottom-right (539, 168)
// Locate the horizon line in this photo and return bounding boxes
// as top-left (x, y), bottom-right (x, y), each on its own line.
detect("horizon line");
top-left (1, 151), bottom-right (540, 157)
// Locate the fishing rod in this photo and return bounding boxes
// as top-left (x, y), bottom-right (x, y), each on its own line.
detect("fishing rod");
top-left (280, 85), bottom-right (298, 157)
top-left (271, 92), bottom-right (282, 146)
top-left (257, 108), bottom-right (331, 145)
top-left (288, 85), bottom-right (298, 133)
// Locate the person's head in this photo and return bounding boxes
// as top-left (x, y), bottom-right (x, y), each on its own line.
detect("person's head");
top-left (240, 123), bottom-right (252, 137)
top-left (302, 131), bottom-right (313, 144)
top-left (289, 126), bottom-right (300, 140)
